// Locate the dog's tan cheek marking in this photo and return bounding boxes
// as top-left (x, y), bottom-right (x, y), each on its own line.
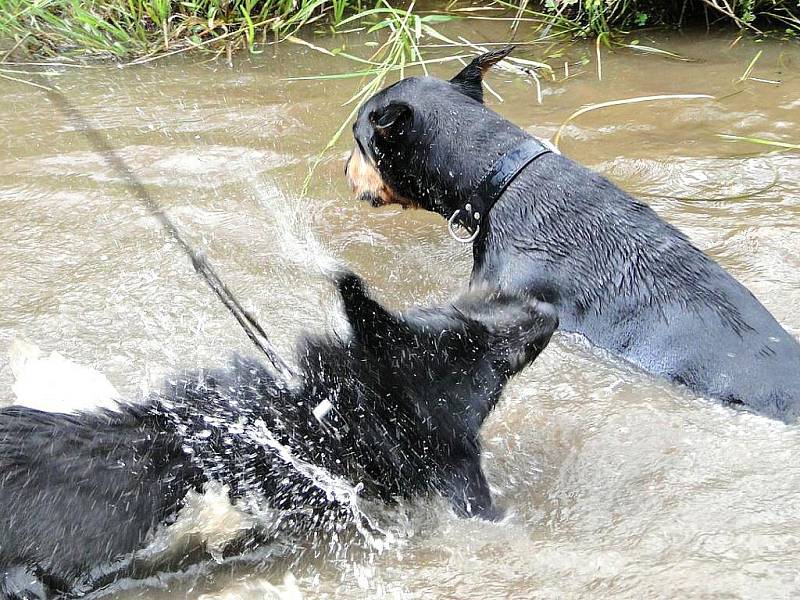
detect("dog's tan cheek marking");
top-left (345, 146), bottom-right (417, 208)
top-left (346, 147), bottom-right (385, 197)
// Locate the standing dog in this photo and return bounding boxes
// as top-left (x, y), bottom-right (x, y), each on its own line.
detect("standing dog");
top-left (0, 272), bottom-right (556, 599)
top-left (346, 47), bottom-right (800, 421)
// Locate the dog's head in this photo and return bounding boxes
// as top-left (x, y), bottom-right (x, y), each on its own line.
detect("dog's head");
top-left (331, 270), bottom-right (556, 430)
top-left (448, 286), bottom-right (558, 379)
top-left (345, 46), bottom-right (525, 216)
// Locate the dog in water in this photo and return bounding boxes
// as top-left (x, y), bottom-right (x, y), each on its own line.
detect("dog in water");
top-left (0, 271), bottom-right (557, 599)
top-left (345, 47), bottom-right (800, 421)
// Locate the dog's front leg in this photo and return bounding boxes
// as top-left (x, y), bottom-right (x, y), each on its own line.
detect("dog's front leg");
top-left (438, 457), bottom-right (503, 521)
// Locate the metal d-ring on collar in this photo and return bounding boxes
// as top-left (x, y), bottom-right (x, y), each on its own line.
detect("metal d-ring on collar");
top-left (447, 137), bottom-right (560, 244)
top-left (448, 204), bottom-right (482, 243)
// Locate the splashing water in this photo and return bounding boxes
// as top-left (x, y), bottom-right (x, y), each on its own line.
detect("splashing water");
top-left (248, 174), bottom-right (341, 278)
top-left (5, 28), bottom-right (799, 599)
top-left (245, 171), bottom-right (353, 337)
top-left (247, 417), bottom-right (394, 553)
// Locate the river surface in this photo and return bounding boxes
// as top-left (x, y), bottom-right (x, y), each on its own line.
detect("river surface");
top-left (1, 19), bottom-right (799, 600)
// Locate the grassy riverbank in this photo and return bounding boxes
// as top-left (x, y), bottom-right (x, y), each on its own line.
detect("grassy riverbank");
top-left (0, 0), bottom-right (363, 59)
top-left (0, 0), bottom-right (798, 62)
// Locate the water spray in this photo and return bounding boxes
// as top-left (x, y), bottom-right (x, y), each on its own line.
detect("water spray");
top-left (35, 76), bottom-right (294, 381)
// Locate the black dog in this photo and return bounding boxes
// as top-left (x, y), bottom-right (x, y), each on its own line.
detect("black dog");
top-left (346, 47), bottom-right (800, 421)
top-left (0, 272), bottom-right (556, 599)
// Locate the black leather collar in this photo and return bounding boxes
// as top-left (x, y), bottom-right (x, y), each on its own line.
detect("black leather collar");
top-left (448, 137), bottom-right (556, 243)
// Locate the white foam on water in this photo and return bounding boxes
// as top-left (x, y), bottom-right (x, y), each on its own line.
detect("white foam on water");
top-left (197, 572), bottom-right (303, 600)
top-left (9, 338), bottom-right (122, 413)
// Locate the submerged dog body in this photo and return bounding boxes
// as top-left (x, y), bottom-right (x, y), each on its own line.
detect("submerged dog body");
top-left (0, 273), bottom-right (556, 599)
top-left (347, 48), bottom-right (800, 421)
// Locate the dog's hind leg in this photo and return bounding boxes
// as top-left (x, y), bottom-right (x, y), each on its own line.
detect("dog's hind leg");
top-left (438, 457), bottom-right (504, 521)
top-left (68, 554), bottom-right (136, 598)
top-left (0, 567), bottom-right (49, 600)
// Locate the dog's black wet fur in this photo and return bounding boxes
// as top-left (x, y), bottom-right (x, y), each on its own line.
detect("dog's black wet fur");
top-left (0, 272), bottom-right (556, 599)
top-left (347, 47), bottom-right (800, 421)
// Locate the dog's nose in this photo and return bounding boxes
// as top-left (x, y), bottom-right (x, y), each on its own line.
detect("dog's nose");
top-left (358, 192), bottom-right (383, 207)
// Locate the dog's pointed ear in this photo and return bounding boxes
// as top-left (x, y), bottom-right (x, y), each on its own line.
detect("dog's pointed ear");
top-left (450, 45), bottom-right (515, 103)
top-left (334, 269), bottom-right (400, 348)
top-left (369, 101), bottom-right (413, 139)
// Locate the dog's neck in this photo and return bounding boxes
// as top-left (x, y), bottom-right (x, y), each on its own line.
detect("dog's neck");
top-left (446, 137), bottom-right (556, 243)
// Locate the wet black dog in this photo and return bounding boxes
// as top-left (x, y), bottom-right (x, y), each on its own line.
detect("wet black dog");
top-left (0, 272), bottom-right (556, 599)
top-left (346, 47), bottom-right (800, 421)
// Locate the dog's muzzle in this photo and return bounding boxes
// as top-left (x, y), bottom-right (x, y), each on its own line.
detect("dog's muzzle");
top-left (345, 146), bottom-right (414, 208)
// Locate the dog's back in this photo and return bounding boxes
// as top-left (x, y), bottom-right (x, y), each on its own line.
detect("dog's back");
top-left (0, 404), bottom-right (196, 597)
top-left (478, 158), bottom-right (800, 420)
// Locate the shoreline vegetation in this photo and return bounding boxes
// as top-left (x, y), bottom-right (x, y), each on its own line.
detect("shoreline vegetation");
top-left (0, 0), bottom-right (798, 65)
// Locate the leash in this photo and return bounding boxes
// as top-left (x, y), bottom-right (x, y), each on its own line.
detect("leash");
top-left (448, 137), bottom-right (560, 244)
top-left (40, 81), bottom-right (295, 380)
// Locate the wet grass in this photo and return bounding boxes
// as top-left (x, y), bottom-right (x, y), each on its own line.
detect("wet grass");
top-left (718, 134), bottom-right (800, 151)
top-left (495, 0), bottom-right (800, 37)
top-left (0, 0), bottom-right (367, 59)
top-left (1, 0), bottom-right (798, 62)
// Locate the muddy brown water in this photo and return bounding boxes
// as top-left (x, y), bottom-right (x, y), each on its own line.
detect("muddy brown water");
top-left (1, 21), bottom-right (800, 599)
